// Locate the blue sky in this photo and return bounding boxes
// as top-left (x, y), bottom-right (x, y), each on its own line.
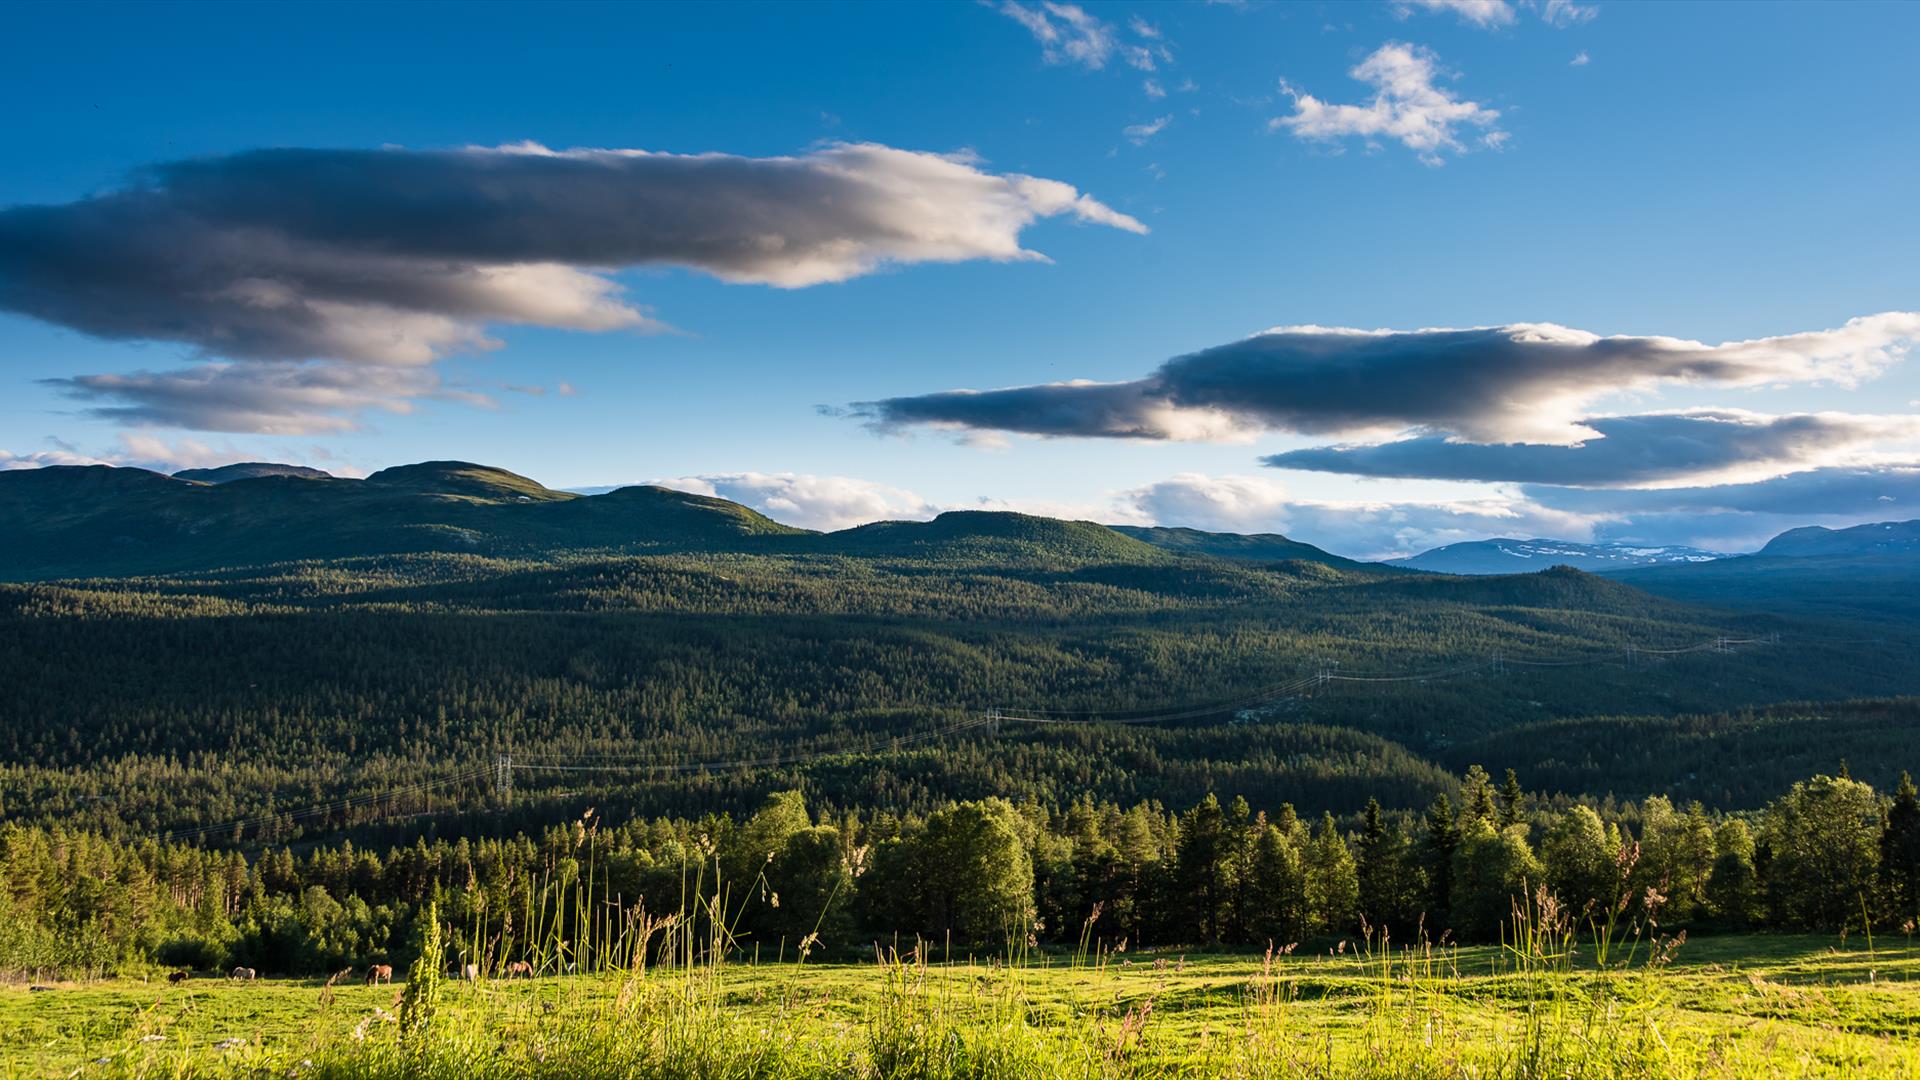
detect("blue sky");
top-left (2, 0), bottom-right (1917, 557)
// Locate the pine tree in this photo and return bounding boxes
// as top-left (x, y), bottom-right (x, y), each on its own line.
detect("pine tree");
top-left (1173, 794), bottom-right (1232, 943)
top-left (1497, 769), bottom-right (1526, 829)
top-left (1304, 813), bottom-right (1360, 936)
top-left (1882, 772), bottom-right (1920, 922)
top-left (1423, 793), bottom-right (1459, 931)
top-left (1461, 766), bottom-right (1498, 827)
top-left (1356, 797), bottom-right (1407, 935)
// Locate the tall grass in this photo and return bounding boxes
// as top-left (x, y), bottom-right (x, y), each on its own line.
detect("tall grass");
top-left (69, 834), bottom-right (1918, 1080)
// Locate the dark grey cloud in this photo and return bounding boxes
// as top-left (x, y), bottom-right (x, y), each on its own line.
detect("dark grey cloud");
top-left (0, 141), bottom-right (1141, 430)
top-left (1264, 410), bottom-right (1920, 486)
top-left (41, 362), bottom-right (487, 435)
top-left (857, 318), bottom-right (1920, 445)
top-left (1526, 465), bottom-right (1920, 519)
top-left (1520, 465), bottom-right (1920, 553)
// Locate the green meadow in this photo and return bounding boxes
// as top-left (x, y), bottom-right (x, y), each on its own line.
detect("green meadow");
top-left (7, 933), bottom-right (1919, 1079)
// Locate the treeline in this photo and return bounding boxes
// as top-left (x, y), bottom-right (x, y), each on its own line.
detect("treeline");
top-left (6, 767), bottom-right (1919, 979)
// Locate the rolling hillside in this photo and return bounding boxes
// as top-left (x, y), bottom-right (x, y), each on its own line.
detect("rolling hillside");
top-left (1110, 525), bottom-right (1370, 568)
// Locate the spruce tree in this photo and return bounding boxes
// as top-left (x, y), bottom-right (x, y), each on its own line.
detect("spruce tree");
top-left (1882, 772), bottom-right (1920, 922)
top-left (1498, 769), bottom-right (1526, 829)
top-left (1423, 794), bottom-right (1459, 931)
top-left (1356, 797), bottom-right (1405, 935)
top-left (1462, 766), bottom-right (1498, 827)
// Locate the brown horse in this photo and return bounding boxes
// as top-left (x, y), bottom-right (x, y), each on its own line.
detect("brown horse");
top-left (167, 970), bottom-right (191, 984)
top-left (504, 960), bottom-right (534, 978)
top-left (364, 964), bottom-right (394, 986)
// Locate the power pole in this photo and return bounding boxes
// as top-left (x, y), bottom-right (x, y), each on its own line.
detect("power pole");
top-left (495, 752), bottom-right (513, 804)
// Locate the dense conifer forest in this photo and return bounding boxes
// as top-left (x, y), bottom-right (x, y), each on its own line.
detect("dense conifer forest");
top-left (2, 462), bottom-right (1918, 977)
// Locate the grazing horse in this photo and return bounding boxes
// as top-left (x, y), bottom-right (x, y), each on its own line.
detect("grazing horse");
top-left (364, 964), bottom-right (394, 986)
top-left (461, 963), bottom-right (480, 981)
top-left (229, 966), bottom-right (257, 981)
top-left (505, 960), bottom-right (534, 978)
top-left (167, 970), bottom-right (191, 984)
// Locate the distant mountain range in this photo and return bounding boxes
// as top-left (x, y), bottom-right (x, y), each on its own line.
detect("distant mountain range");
top-left (1387, 539), bottom-right (1728, 576)
top-left (2, 461), bottom-right (1915, 628)
top-left (1757, 518), bottom-right (1920, 557)
top-left (0, 460), bottom-right (1356, 581)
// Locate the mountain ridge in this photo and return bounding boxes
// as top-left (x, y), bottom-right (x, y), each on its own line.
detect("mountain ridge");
top-left (174, 462), bottom-right (334, 484)
top-left (1389, 537), bottom-right (1727, 575)
top-left (1758, 518), bottom-right (1920, 557)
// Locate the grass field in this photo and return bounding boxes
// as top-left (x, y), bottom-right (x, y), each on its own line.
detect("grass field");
top-left (6, 933), bottom-right (1920, 1079)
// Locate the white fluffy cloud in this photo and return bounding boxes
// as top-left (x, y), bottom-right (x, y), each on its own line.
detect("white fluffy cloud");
top-left (630, 469), bottom-right (1590, 559)
top-left (1272, 44), bottom-right (1504, 165)
top-left (646, 472), bottom-right (940, 532)
top-left (579, 461), bottom-right (1920, 560)
top-left (1, 433), bottom-right (356, 475)
top-left (1, 141), bottom-right (1141, 433)
top-left (1115, 472), bottom-right (1597, 559)
top-left (858, 314), bottom-right (1920, 447)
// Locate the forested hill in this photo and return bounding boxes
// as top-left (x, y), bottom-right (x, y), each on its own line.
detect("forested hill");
top-left (0, 461), bottom-right (1355, 580)
top-left (0, 461), bottom-right (804, 580)
top-left (1109, 525), bottom-right (1365, 569)
top-left (2, 538), bottom-right (1914, 842)
top-left (3, 458), bottom-right (1918, 850)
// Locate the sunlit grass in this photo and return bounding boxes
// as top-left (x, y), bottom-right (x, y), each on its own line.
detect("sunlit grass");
top-left (8, 925), bottom-right (1919, 1078)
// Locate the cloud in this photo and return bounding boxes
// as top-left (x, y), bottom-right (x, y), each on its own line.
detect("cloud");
top-left (1123, 115), bottom-right (1172, 145)
top-left (856, 377), bottom-right (1262, 443)
top-left (1571, 50), bottom-right (1591, 66)
top-left (625, 467), bottom-right (1593, 560)
top-left (0, 446), bottom-right (104, 470)
top-left (856, 314), bottom-right (1920, 446)
top-left (1395, 0), bottom-right (1516, 29)
top-left (1527, 465), bottom-right (1920, 520)
top-left (1143, 78), bottom-right (1167, 100)
top-left (1396, 0), bottom-right (1596, 28)
top-left (994, 2), bottom-right (1170, 72)
top-left (1, 432), bottom-right (354, 475)
top-left (577, 463), bottom-right (1920, 560)
top-left (1522, 465), bottom-right (1920, 552)
top-left (42, 362), bottom-right (489, 435)
top-left (1536, 0), bottom-right (1598, 27)
top-left (1271, 43), bottom-right (1502, 165)
top-left (1115, 473), bottom-right (1597, 560)
top-left (647, 472), bottom-right (939, 532)
top-left (0, 141), bottom-right (1141, 432)
top-left (1265, 410), bottom-right (1920, 487)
